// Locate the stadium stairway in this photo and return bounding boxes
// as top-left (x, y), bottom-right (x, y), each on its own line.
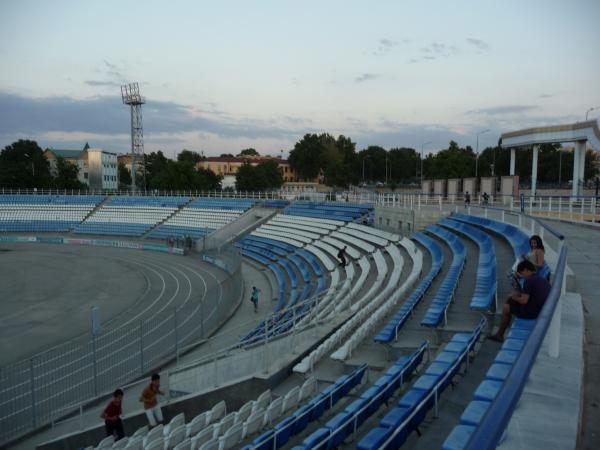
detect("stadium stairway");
top-left (141, 196), bottom-right (195, 239)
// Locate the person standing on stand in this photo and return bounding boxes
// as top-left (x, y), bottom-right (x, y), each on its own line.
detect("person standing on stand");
top-left (337, 246), bottom-right (347, 267)
top-left (250, 286), bottom-right (260, 312)
top-left (101, 389), bottom-right (125, 440)
top-left (139, 373), bottom-right (165, 428)
top-left (464, 191), bottom-right (471, 207)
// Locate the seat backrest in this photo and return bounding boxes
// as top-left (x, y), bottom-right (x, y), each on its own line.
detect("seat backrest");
top-left (198, 438), bottom-right (219, 450)
top-left (173, 438), bottom-right (191, 450)
top-left (243, 408), bottom-right (265, 438)
top-left (145, 437), bottom-right (165, 450)
top-left (266, 397), bottom-right (283, 424)
top-left (112, 437), bottom-right (129, 450)
top-left (167, 425), bottom-right (187, 449)
top-left (254, 389), bottom-right (271, 411)
top-left (209, 400), bottom-right (226, 423)
top-left (283, 386), bottom-right (300, 411)
top-left (131, 425), bottom-right (148, 439)
top-left (300, 377), bottom-right (317, 401)
top-left (97, 435), bottom-right (114, 448)
top-left (187, 411), bottom-right (208, 437)
top-left (145, 424), bottom-right (164, 444)
top-left (235, 401), bottom-right (254, 424)
top-left (124, 437), bottom-right (143, 450)
top-left (191, 425), bottom-right (214, 450)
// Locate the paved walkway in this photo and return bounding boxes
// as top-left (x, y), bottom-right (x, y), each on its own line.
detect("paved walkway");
top-left (543, 221), bottom-right (600, 450)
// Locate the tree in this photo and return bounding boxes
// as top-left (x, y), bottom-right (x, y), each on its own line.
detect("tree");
top-left (177, 150), bottom-right (203, 165)
top-left (288, 134), bottom-right (326, 180)
top-left (52, 157), bottom-right (85, 189)
top-left (389, 147), bottom-right (419, 183)
top-left (238, 148), bottom-right (259, 157)
top-left (0, 139), bottom-right (52, 188)
top-left (235, 159), bottom-right (283, 191)
top-left (429, 141), bottom-right (475, 178)
top-left (220, 153), bottom-right (234, 158)
top-left (118, 163), bottom-right (132, 189)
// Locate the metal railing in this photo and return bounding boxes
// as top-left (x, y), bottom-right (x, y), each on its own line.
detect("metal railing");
top-left (0, 245), bottom-right (243, 445)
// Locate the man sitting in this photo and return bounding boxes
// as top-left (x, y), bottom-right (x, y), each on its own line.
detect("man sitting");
top-left (489, 260), bottom-right (551, 342)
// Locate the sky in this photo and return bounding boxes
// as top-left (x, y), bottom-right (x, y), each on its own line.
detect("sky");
top-left (1, 0), bottom-right (599, 158)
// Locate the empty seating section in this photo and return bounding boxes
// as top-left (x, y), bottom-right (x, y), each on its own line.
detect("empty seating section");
top-left (291, 345), bottom-right (427, 450)
top-left (439, 218), bottom-right (498, 311)
top-left (242, 364), bottom-right (367, 450)
top-left (74, 196), bottom-right (189, 237)
top-left (284, 201), bottom-right (373, 223)
top-left (0, 195), bottom-right (104, 232)
top-left (148, 197), bottom-right (255, 241)
top-left (358, 319), bottom-right (485, 450)
top-left (375, 232), bottom-right (444, 343)
top-left (451, 213), bottom-right (551, 279)
top-left (441, 318), bottom-right (533, 450)
top-left (419, 225), bottom-right (466, 328)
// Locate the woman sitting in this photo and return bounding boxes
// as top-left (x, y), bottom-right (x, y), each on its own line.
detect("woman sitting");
top-left (523, 234), bottom-right (545, 271)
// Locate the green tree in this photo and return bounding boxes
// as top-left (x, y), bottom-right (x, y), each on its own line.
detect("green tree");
top-left (52, 157), bottom-right (84, 189)
top-left (389, 147), bottom-right (419, 183)
top-left (177, 150), bottom-right (203, 165)
top-left (238, 148), bottom-right (259, 156)
top-left (118, 163), bottom-right (132, 188)
top-left (288, 134), bottom-right (326, 180)
top-left (235, 159), bottom-right (283, 191)
top-left (429, 141), bottom-right (475, 178)
top-left (220, 153), bottom-right (234, 158)
top-left (0, 139), bottom-right (52, 188)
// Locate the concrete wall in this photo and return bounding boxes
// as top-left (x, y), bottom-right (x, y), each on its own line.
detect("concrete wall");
top-left (480, 177), bottom-right (496, 198)
top-left (375, 205), bottom-right (449, 234)
top-left (447, 178), bottom-right (462, 202)
top-left (501, 176), bottom-right (520, 203)
top-left (433, 179), bottom-right (447, 197)
top-left (463, 178), bottom-right (477, 195)
top-left (421, 180), bottom-right (432, 194)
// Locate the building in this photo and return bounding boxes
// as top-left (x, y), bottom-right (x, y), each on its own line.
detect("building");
top-left (197, 155), bottom-right (307, 189)
top-left (44, 143), bottom-right (90, 185)
top-left (44, 144), bottom-right (118, 189)
top-left (87, 149), bottom-right (118, 190)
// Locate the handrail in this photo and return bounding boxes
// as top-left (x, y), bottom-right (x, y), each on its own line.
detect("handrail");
top-left (464, 243), bottom-right (567, 449)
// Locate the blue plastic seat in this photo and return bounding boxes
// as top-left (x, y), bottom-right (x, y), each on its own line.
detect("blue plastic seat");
top-left (442, 425), bottom-right (476, 450)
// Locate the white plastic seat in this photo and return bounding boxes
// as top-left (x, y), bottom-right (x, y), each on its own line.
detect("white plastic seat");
top-left (186, 411), bottom-right (208, 438)
top-left (124, 437), bottom-right (142, 450)
top-left (173, 439), bottom-right (191, 450)
top-left (212, 412), bottom-right (235, 438)
top-left (112, 437), bottom-right (129, 449)
top-left (262, 397), bottom-right (283, 427)
top-left (131, 425), bottom-right (148, 439)
top-left (242, 408), bottom-right (264, 439)
top-left (282, 386), bottom-right (300, 412)
top-left (96, 435), bottom-right (114, 449)
top-left (198, 438), bottom-right (219, 450)
top-left (143, 424), bottom-right (164, 448)
top-left (218, 422), bottom-right (243, 450)
top-left (234, 401), bottom-right (253, 424)
top-left (165, 424), bottom-right (186, 450)
top-left (252, 390), bottom-right (271, 413)
top-left (208, 401), bottom-right (226, 424)
top-left (164, 413), bottom-right (186, 437)
top-left (144, 437), bottom-right (164, 450)
top-left (191, 425), bottom-right (214, 450)
top-left (299, 377), bottom-right (317, 401)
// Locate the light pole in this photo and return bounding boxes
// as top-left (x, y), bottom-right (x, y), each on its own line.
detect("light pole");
top-left (586, 106), bottom-right (600, 121)
top-left (475, 129), bottom-right (490, 177)
top-left (362, 156), bottom-right (368, 184)
top-left (420, 141), bottom-right (431, 188)
top-left (385, 155), bottom-right (388, 185)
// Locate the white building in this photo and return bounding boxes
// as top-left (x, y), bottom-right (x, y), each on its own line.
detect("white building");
top-left (87, 149), bottom-right (118, 190)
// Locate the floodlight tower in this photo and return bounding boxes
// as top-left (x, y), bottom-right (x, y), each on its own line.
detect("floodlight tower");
top-left (121, 82), bottom-right (146, 190)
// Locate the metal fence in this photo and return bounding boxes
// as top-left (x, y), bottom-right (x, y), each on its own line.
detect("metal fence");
top-left (0, 245), bottom-right (243, 445)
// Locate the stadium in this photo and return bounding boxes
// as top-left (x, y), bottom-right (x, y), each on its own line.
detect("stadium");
top-left (0, 171), bottom-right (596, 450)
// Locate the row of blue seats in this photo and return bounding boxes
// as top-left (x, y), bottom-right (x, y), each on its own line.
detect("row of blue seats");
top-left (246, 235), bottom-right (296, 253)
top-left (264, 199), bottom-right (290, 208)
top-left (359, 319), bottom-right (486, 450)
top-left (239, 238), bottom-right (288, 257)
top-left (147, 226), bottom-right (213, 241)
top-left (188, 197), bottom-right (255, 210)
top-left (242, 364), bottom-right (368, 450)
top-left (375, 233), bottom-right (444, 343)
top-left (442, 318), bottom-right (534, 450)
top-left (0, 220), bottom-right (78, 231)
top-left (0, 195), bottom-right (104, 204)
top-left (73, 222), bottom-right (150, 237)
top-left (235, 242), bottom-right (279, 262)
top-left (108, 196), bottom-right (189, 207)
top-left (420, 225), bottom-right (466, 327)
top-left (294, 344), bottom-right (427, 450)
top-left (439, 218), bottom-right (498, 311)
top-left (452, 213), bottom-right (551, 280)
top-left (292, 201), bottom-right (373, 213)
top-left (284, 210), bottom-right (357, 222)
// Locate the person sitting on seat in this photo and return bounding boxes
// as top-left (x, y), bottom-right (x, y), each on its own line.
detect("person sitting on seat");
top-left (522, 234), bottom-right (545, 271)
top-left (489, 260), bottom-right (551, 342)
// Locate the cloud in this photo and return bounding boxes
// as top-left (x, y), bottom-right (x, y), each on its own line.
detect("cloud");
top-left (410, 41), bottom-right (458, 63)
top-left (0, 92), bottom-right (303, 153)
top-left (539, 93), bottom-right (553, 98)
top-left (371, 37), bottom-right (410, 56)
top-left (355, 73), bottom-right (380, 83)
top-left (466, 105), bottom-right (538, 115)
top-left (466, 37), bottom-right (490, 51)
top-left (85, 80), bottom-right (124, 87)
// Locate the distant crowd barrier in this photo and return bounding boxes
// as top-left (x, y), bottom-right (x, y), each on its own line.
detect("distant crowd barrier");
top-left (0, 235), bottom-right (184, 255)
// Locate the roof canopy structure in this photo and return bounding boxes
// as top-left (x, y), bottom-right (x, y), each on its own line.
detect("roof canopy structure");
top-left (500, 120), bottom-right (599, 197)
